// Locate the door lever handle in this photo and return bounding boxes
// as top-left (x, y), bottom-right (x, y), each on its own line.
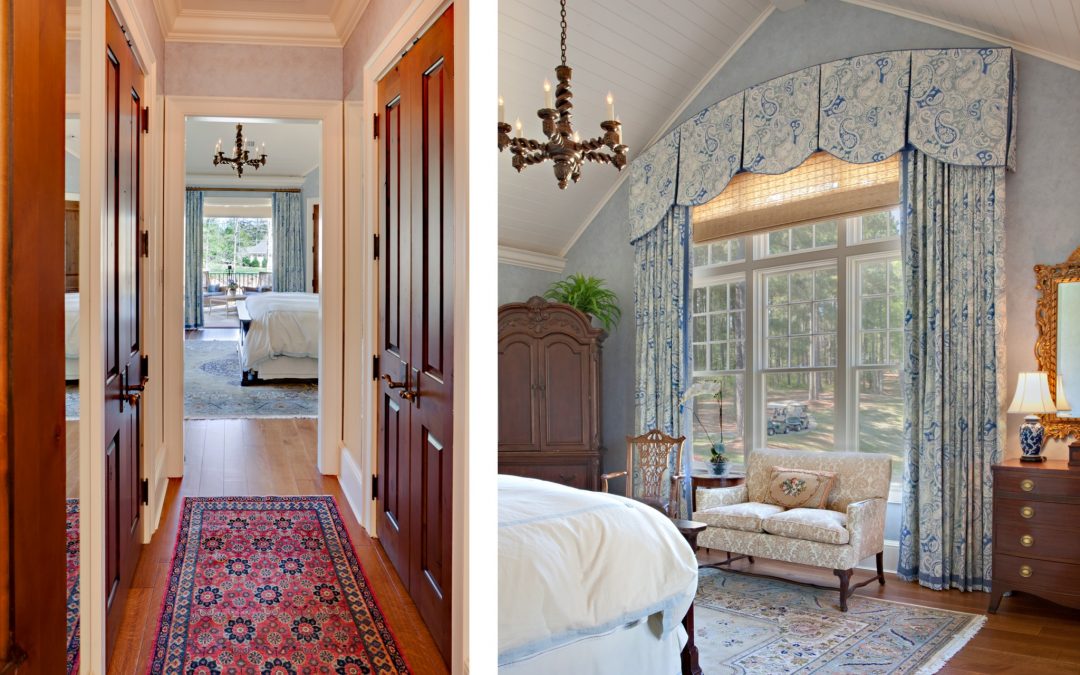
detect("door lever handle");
top-left (381, 373), bottom-right (407, 389)
top-left (399, 388), bottom-right (418, 402)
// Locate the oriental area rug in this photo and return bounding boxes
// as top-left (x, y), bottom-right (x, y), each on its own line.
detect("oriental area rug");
top-left (66, 499), bottom-right (79, 675)
top-left (183, 340), bottom-right (318, 419)
top-left (148, 496), bottom-right (409, 674)
top-left (695, 567), bottom-right (984, 674)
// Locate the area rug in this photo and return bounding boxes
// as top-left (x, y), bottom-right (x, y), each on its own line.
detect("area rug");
top-left (695, 567), bottom-right (984, 674)
top-left (66, 499), bottom-right (79, 675)
top-left (66, 385), bottom-right (79, 420)
top-left (148, 496), bottom-right (409, 674)
top-left (184, 340), bottom-right (318, 419)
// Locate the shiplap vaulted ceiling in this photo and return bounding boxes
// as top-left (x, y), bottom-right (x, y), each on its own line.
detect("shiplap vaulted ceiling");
top-left (498, 0), bottom-right (773, 261)
top-left (499, 0), bottom-right (1080, 267)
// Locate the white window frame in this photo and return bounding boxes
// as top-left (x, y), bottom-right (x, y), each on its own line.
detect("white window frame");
top-left (690, 209), bottom-right (902, 500)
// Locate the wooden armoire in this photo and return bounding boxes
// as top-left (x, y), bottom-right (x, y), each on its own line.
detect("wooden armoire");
top-left (498, 296), bottom-right (604, 490)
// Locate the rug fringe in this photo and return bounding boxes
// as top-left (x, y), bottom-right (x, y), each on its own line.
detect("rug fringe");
top-left (916, 613), bottom-right (986, 675)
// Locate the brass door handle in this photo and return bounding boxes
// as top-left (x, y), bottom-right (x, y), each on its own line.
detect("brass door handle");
top-left (125, 392), bottom-right (141, 406)
top-left (399, 388), bottom-right (418, 401)
top-left (381, 374), bottom-right (406, 389)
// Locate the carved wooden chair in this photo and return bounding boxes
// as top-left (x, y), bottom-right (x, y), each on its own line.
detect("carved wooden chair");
top-left (601, 429), bottom-right (686, 518)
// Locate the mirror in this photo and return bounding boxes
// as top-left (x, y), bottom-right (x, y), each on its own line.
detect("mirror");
top-left (1034, 245), bottom-right (1080, 439)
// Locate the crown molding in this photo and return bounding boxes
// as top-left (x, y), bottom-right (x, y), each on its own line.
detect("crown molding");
top-left (558, 4), bottom-right (775, 258)
top-left (840, 0), bottom-right (1080, 73)
top-left (498, 246), bottom-right (566, 273)
top-left (332, 0), bottom-right (371, 46)
top-left (166, 11), bottom-right (342, 47)
top-left (186, 173), bottom-right (306, 189)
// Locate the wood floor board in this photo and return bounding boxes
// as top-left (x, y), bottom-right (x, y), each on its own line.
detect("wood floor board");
top-left (105, 418), bottom-right (446, 675)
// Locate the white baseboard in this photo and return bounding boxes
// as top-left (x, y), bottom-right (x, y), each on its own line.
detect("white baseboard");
top-left (338, 443), bottom-right (366, 528)
top-left (857, 539), bottom-right (899, 574)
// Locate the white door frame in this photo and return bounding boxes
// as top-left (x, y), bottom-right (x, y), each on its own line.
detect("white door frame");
top-left (78, 0), bottom-right (163, 672)
top-left (344, 0), bottom-right (469, 670)
top-left (162, 96), bottom-right (345, 478)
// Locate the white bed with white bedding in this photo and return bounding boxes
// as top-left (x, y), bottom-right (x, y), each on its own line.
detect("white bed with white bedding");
top-left (65, 292), bottom-right (79, 381)
top-left (498, 475), bottom-right (698, 674)
top-left (238, 292), bottom-right (319, 383)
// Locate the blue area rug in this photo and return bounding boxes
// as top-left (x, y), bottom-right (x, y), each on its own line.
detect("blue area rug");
top-left (694, 567), bottom-right (984, 674)
top-left (185, 340), bottom-right (318, 419)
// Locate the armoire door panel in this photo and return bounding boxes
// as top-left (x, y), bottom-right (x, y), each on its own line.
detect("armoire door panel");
top-left (498, 337), bottom-right (540, 450)
top-left (539, 336), bottom-right (591, 450)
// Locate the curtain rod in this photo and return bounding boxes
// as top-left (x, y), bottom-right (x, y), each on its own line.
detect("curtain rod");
top-left (186, 187), bottom-right (302, 193)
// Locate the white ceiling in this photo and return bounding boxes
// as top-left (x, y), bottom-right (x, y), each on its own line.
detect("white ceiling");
top-left (151, 0), bottom-right (370, 46)
top-left (185, 118), bottom-right (321, 188)
top-left (499, 0), bottom-right (1080, 265)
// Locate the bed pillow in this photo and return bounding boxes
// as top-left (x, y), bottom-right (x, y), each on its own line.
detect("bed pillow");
top-left (764, 466), bottom-right (837, 509)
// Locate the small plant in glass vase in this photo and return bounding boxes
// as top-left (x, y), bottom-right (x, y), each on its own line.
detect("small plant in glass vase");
top-left (682, 378), bottom-right (728, 476)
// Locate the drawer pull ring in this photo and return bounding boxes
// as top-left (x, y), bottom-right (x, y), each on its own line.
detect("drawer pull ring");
top-left (1020, 479), bottom-right (1034, 492)
top-left (1020, 506), bottom-right (1035, 519)
top-left (1019, 565), bottom-right (1033, 578)
top-left (1020, 534), bottom-right (1034, 547)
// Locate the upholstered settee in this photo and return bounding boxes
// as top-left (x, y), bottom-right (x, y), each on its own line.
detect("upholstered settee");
top-left (693, 448), bottom-right (892, 611)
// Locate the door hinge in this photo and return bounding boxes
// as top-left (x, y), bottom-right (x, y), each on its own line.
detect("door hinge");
top-left (140, 478), bottom-right (149, 505)
top-left (372, 354), bottom-right (379, 380)
top-left (141, 354), bottom-right (149, 375)
top-left (373, 113), bottom-right (380, 139)
top-left (373, 233), bottom-right (380, 260)
top-left (138, 230), bottom-right (149, 257)
top-left (141, 106), bottom-right (150, 133)
top-left (371, 474), bottom-right (379, 500)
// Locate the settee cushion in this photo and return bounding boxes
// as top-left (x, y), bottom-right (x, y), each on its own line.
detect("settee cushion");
top-left (697, 502), bottom-right (784, 533)
top-left (764, 466), bottom-right (837, 509)
top-left (762, 508), bottom-right (849, 545)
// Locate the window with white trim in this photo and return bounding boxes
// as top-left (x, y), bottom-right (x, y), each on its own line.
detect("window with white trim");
top-left (689, 207), bottom-right (904, 497)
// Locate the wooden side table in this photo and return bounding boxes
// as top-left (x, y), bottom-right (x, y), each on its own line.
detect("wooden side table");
top-left (690, 472), bottom-right (745, 512)
top-left (671, 519), bottom-right (706, 675)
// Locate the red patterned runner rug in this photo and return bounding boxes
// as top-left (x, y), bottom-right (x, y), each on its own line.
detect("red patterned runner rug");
top-left (148, 496), bottom-right (410, 674)
top-left (67, 498), bottom-right (79, 675)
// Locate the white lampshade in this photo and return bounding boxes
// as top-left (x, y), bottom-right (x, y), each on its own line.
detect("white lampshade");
top-left (1008, 372), bottom-right (1058, 415)
top-left (1057, 374), bottom-right (1073, 413)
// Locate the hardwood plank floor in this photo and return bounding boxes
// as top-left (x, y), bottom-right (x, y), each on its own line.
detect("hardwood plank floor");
top-left (698, 551), bottom-right (1080, 674)
top-left (107, 418), bottom-right (448, 675)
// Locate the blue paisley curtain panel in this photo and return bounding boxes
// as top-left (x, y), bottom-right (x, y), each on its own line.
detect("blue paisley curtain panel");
top-left (743, 66), bottom-right (819, 175)
top-left (629, 131), bottom-right (680, 241)
top-left (272, 191), bottom-right (306, 292)
top-left (184, 190), bottom-right (204, 329)
top-left (897, 150), bottom-right (1005, 592)
top-left (677, 93), bottom-right (744, 206)
top-left (818, 51), bottom-right (910, 164)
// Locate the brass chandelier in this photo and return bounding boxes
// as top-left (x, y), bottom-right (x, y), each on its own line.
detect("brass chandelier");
top-left (213, 123), bottom-right (267, 178)
top-left (497, 0), bottom-right (628, 189)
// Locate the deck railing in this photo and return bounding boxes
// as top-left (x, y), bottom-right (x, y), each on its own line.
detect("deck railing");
top-left (204, 271), bottom-right (272, 290)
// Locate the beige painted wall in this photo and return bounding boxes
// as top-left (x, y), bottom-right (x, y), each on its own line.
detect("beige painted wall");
top-left (164, 42), bottom-right (344, 99)
top-left (342, 0), bottom-right (413, 100)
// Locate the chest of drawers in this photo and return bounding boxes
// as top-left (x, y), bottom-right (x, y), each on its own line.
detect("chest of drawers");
top-left (989, 459), bottom-right (1080, 613)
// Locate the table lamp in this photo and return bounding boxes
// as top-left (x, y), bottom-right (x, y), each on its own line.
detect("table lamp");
top-left (1007, 372), bottom-right (1057, 462)
top-left (1056, 374), bottom-right (1072, 414)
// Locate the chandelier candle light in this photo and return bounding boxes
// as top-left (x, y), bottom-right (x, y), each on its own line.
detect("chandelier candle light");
top-left (213, 123), bottom-right (268, 178)
top-left (497, 0), bottom-right (628, 189)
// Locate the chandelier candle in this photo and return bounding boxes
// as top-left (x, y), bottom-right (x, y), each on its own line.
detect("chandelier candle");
top-left (497, 0), bottom-right (628, 189)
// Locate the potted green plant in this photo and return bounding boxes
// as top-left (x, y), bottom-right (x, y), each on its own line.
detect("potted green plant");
top-left (544, 274), bottom-right (621, 331)
top-left (682, 378), bottom-right (729, 475)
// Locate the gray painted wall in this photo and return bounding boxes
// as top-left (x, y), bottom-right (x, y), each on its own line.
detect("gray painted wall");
top-left (497, 264), bottom-right (559, 305)
top-left (499, 0), bottom-right (1080, 475)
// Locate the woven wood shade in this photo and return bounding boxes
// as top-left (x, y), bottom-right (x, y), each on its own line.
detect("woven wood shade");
top-left (691, 152), bottom-right (900, 243)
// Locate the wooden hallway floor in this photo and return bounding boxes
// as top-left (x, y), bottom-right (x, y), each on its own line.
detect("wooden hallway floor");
top-left (107, 418), bottom-right (448, 674)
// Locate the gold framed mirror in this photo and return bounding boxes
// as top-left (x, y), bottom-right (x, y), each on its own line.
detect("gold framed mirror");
top-left (1034, 245), bottom-right (1080, 439)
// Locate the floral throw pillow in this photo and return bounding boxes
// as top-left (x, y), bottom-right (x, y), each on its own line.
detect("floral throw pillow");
top-left (764, 467), bottom-right (837, 509)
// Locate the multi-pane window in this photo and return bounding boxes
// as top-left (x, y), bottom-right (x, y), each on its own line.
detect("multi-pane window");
top-left (689, 207), bottom-right (904, 496)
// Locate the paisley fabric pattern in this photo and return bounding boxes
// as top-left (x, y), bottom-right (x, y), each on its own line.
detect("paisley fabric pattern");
top-left (628, 131), bottom-right (681, 242)
top-left (695, 502), bottom-right (784, 533)
top-left (908, 49), bottom-right (1013, 167)
top-left (272, 191), bottom-right (306, 292)
top-left (898, 150), bottom-right (1005, 592)
top-left (693, 568), bottom-right (985, 673)
top-left (695, 484), bottom-right (746, 511)
top-left (762, 508), bottom-right (850, 545)
top-left (676, 93), bottom-right (743, 205)
top-left (819, 51), bottom-right (910, 163)
top-left (185, 190), bottom-right (205, 329)
top-left (66, 499), bottom-right (79, 675)
top-left (743, 66), bottom-right (819, 175)
top-left (149, 496), bottom-right (410, 674)
top-left (633, 207), bottom-right (689, 442)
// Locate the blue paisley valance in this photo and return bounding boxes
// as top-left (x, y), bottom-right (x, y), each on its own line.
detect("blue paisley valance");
top-left (629, 47), bottom-right (1016, 241)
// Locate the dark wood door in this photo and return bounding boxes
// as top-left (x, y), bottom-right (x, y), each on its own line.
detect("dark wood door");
top-left (376, 4), bottom-right (454, 664)
top-left (103, 3), bottom-right (144, 660)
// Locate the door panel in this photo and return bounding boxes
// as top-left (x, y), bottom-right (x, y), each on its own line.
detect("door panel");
top-left (497, 337), bottom-right (539, 449)
top-left (103, 3), bottom-right (144, 662)
top-left (376, 4), bottom-right (454, 664)
top-left (540, 336), bottom-right (590, 450)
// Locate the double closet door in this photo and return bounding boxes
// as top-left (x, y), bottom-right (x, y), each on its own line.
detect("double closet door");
top-left (375, 5), bottom-right (454, 665)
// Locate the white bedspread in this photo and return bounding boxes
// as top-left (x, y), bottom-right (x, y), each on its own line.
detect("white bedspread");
top-left (241, 292), bottom-right (320, 370)
top-left (65, 292), bottom-right (79, 359)
top-left (498, 475), bottom-right (698, 668)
